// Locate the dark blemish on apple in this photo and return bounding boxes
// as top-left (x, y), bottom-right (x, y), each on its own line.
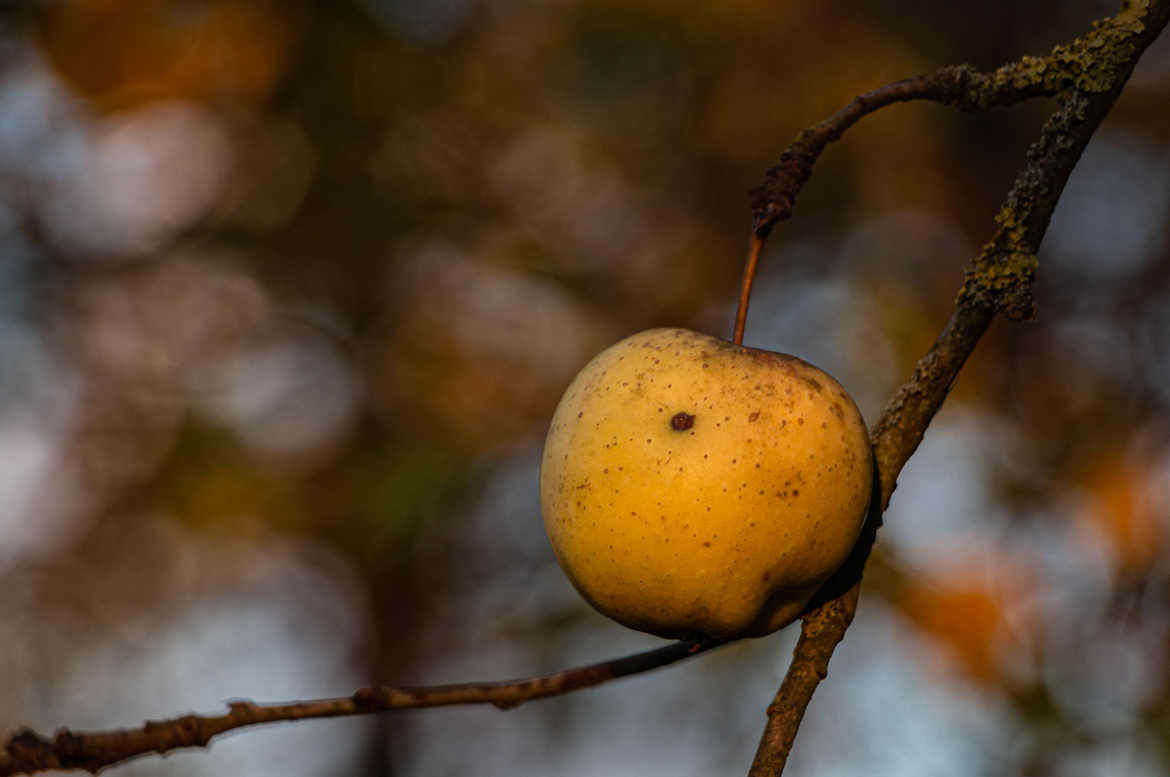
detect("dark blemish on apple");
top-left (749, 411), bottom-right (760, 422)
top-left (670, 412), bottom-right (695, 431)
top-left (762, 571), bottom-right (771, 582)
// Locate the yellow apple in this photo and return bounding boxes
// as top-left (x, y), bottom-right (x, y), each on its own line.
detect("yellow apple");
top-left (540, 328), bottom-right (873, 640)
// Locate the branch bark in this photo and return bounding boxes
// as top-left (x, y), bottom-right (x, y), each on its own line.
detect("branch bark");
top-left (0, 639), bottom-right (721, 776)
top-left (748, 1), bottom-right (1167, 240)
top-left (747, 2), bottom-right (1170, 774)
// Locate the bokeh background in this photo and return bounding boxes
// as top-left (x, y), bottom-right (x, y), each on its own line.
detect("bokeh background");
top-left (0, 1), bottom-right (1168, 775)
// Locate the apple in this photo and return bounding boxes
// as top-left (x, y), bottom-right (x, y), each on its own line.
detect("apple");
top-left (540, 328), bottom-right (873, 640)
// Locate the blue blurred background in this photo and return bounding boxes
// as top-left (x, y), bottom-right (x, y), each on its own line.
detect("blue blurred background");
top-left (0, 1), bottom-right (1168, 774)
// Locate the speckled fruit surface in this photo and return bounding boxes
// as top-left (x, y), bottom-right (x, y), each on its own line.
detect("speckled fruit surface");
top-left (540, 328), bottom-right (873, 640)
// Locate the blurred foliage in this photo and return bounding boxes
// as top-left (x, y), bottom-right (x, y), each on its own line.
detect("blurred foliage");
top-left (0, 0), bottom-right (1168, 775)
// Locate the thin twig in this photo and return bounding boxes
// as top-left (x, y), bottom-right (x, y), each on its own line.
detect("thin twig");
top-left (747, 2), bottom-right (1161, 238)
top-left (734, 11), bottom-right (1093, 339)
top-left (0, 639), bottom-right (721, 776)
top-left (731, 59), bottom-right (1015, 343)
top-left (747, 2), bottom-right (1170, 774)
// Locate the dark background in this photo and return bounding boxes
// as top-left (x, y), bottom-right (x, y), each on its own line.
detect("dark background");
top-left (0, 1), bottom-right (1168, 774)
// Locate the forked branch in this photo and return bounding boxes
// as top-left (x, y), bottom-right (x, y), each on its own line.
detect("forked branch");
top-left (747, 2), bottom-right (1170, 774)
top-left (735, 0), bottom-right (1167, 335)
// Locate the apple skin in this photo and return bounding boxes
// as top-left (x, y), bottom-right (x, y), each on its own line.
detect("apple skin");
top-left (540, 328), bottom-right (873, 640)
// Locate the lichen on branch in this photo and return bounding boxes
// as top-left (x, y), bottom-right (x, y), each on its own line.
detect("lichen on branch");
top-left (749, 2), bottom-right (1170, 775)
top-left (748, 0), bottom-right (1163, 242)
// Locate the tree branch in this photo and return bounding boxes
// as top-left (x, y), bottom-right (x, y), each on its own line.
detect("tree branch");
top-left (747, 2), bottom-right (1170, 775)
top-left (0, 638), bottom-right (721, 776)
top-left (748, 1), bottom-right (1164, 239)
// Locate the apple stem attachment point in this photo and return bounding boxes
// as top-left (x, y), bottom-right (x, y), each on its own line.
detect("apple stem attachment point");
top-left (733, 232), bottom-right (765, 346)
top-left (670, 412), bottom-right (695, 431)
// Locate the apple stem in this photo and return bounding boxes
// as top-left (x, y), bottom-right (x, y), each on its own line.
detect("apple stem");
top-left (732, 232), bottom-right (764, 345)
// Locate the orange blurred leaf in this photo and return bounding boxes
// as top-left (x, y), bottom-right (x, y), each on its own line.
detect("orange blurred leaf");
top-left (43, 0), bottom-right (297, 111)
